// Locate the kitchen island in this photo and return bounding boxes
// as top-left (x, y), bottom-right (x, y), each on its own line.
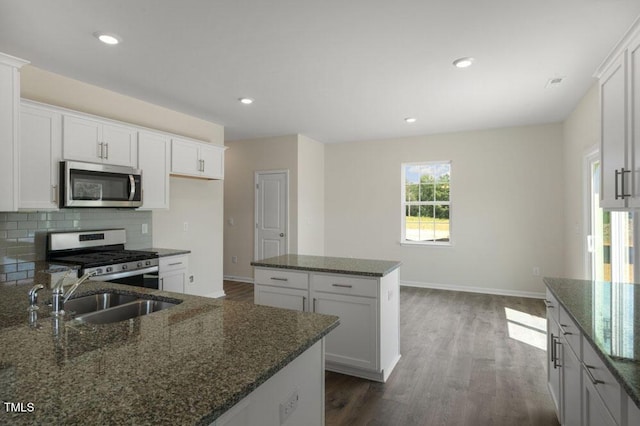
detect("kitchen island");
top-left (544, 277), bottom-right (640, 425)
top-left (0, 274), bottom-right (338, 425)
top-left (251, 254), bottom-right (401, 382)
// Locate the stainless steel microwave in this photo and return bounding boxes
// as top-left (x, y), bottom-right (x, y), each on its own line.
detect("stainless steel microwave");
top-left (59, 161), bottom-right (142, 208)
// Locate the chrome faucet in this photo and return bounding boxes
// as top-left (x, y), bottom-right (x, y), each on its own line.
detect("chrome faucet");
top-left (51, 270), bottom-right (97, 315)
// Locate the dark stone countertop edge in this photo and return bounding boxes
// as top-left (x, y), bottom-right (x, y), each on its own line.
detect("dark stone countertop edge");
top-left (250, 262), bottom-right (399, 277)
top-left (543, 278), bottom-right (640, 409)
top-left (198, 319), bottom-right (340, 425)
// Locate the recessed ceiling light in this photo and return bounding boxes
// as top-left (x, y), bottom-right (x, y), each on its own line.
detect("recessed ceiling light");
top-left (94, 32), bottom-right (121, 45)
top-left (405, 117), bottom-right (417, 123)
top-left (239, 97), bottom-right (254, 105)
top-left (453, 57), bottom-right (474, 68)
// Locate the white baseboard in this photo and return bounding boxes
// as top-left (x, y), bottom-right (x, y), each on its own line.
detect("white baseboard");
top-left (400, 280), bottom-right (545, 299)
top-left (204, 290), bottom-right (226, 299)
top-left (223, 275), bottom-right (255, 284)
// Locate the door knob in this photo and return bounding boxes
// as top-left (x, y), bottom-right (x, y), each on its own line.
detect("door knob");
top-left (280, 233), bottom-right (285, 237)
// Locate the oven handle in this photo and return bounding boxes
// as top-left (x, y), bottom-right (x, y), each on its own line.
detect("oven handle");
top-left (88, 266), bottom-right (158, 282)
top-left (129, 175), bottom-right (136, 201)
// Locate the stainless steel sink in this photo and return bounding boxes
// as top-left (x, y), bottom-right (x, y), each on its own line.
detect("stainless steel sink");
top-left (64, 292), bottom-right (139, 315)
top-left (65, 291), bottom-right (181, 325)
top-left (74, 299), bottom-right (179, 324)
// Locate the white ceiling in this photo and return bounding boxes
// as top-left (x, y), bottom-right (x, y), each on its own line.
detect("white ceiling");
top-left (1, 0), bottom-right (639, 144)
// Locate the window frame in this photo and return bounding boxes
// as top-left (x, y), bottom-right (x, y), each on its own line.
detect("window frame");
top-left (400, 161), bottom-right (453, 247)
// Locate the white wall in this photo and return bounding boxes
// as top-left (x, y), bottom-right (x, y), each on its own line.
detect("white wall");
top-left (324, 124), bottom-right (565, 297)
top-left (297, 135), bottom-right (325, 255)
top-left (223, 135), bottom-right (299, 281)
top-left (20, 65), bottom-right (225, 297)
top-left (562, 84), bottom-right (600, 279)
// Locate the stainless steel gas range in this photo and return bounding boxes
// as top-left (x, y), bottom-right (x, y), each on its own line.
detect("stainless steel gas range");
top-left (46, 229), bottom-right (159, 289)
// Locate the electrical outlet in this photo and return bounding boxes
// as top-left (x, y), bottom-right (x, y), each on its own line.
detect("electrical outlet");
top-left (533, 266), bottom-right (540, 276)
top-left (183, 222), bottom-right (188, 232)
top-left (189, 275), bottom-right (194, 283)
top-left (279, 389), bottom-right (299, 425)
top-left (141, 223), bottom-right (148, 234)
top-left (232, 256), bottom-right (238, 264)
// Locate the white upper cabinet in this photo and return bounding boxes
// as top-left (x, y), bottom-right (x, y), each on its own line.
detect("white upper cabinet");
top-left (138, 130), bottom-right (170, 210)
top-left (63, 114), bottom-right (138, 167)
top-left (19, 101), bottom-right (62, 210)
top-left (171, 137), bottom-right (225, 179)
top-left (0, 52), bottom-right (28, 212)
top-left (598, 24), bottom-right (640, 209)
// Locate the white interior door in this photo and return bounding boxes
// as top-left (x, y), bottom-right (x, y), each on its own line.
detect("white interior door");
top-left (255, 171), bottom-right (288, 261)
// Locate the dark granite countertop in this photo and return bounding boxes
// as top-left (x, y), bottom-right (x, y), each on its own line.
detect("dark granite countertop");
top-left (141, 248), bottom-right (191, 257)
top-left (0, 280), bottom-right (338, 425)
top-left (544, 277), bottom-right (640, 409)
top-left (251, 254), bottom-right (401, 277)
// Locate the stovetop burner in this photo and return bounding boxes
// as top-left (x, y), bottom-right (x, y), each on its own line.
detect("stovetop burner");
top-left (52, 250), bottom-right (157, 268)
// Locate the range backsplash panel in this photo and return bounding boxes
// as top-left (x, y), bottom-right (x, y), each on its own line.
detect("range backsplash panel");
top-left (0, 209), bottom-right (152, 284)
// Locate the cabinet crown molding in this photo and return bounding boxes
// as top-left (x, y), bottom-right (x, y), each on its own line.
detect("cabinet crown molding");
top-left (594, 15), bottom-right (640, 78)
top-left (0, 51), bottom-right (29, 68)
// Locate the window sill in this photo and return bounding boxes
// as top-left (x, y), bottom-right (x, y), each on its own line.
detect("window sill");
top-left (400, 241), bottom-right (453, 248)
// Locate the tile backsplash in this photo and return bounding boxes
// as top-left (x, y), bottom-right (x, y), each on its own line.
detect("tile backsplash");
top-left (0, 209), bottom-right (152, 283)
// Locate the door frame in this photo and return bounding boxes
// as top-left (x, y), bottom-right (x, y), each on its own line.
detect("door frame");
top-left (584, 145), bottom-right (599, 280)
top-left (254, 169), bottom-right (290, 261)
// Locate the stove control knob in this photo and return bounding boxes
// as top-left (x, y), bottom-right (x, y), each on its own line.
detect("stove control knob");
top-left (122, 265), bottom-right (128, 270)
top-left (137, 262), bottom-right (142, 268)
top-left (96, 268), bottom-right (103, 275)
top-left (106, 267), bottom-right (113, 273)
top-left (145, 260), bottom-right (151, 266)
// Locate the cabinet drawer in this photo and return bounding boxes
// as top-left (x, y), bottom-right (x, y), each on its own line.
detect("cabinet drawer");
top-left (311, 274), bottom-right (378, 298)
top-left (160, 255), bottom-right (189, 272)
top-left (582, 337), bottom-right (622, 425)
top-left (255, 268), bottom-right (309, 290)
top-left (545, 289), bottom-right (560, 323)
top-left (559, 306), bottom-right (581, 358)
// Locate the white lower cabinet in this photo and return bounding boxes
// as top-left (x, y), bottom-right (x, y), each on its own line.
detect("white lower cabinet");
top-left (159, 254), bottom-right (189, 294)
top-left (545, 289), bottom-right (639, 426)
top-left (211, 339), bottom-right (325, 426)
top-left (254, 267), bottom-right (400, 382)
top-left (19, 101), bottom-right (62, 210)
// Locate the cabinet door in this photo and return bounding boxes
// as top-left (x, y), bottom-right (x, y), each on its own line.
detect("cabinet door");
top-left (101, 123), bottom-right (137, 167)
top-left (312, 291), bottom-right (377, 371)
top-left (600, 51), bottom-right (628, 209)
top-left (562, 337), bottom-right (582, 426)
top-left (138, 130), bottom-right (170, 209)
top-left (19, 103), bottom-right (62, 209)
top-left (161, 270), bottom-right (185, 293)
top-left (255, 285), bottom-right (308, 312)
top-left (171, 138), bottom-right (200, 176)
top-left (629, 34), bottom-right (640, 208)
top-left (583, 370), bottom-right (617, 426)
top-left (547, 316), bottom-right (562, 422)
top-left (62, 115), bottom-right (103, 163)
top-left (200, 144), bottom-right (224, 179)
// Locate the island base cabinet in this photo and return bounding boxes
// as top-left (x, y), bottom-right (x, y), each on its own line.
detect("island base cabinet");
top-left (583, 372), bottom-right (618, 426)
top-left (255, 285), bottom-right (307, 311)
top-left (211, 340), bottom-right (325, 426)
top-left (312, 292), bottom-right (377, 371)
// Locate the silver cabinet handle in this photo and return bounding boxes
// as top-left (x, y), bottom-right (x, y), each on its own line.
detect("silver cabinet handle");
top-left (553, 335), bottom-right (561, 369)
top-left (332, 283), bottom-right (353, 288)
top-left (160, 277), bottom-right (164, 290)
top-left (202, 159), bottom-right (205, 172)
top-left (98, 142), bottom-right (104, 158)
top-left (279, 233), bottom-right (285, 237)
top-left (544, 299), bottom-right (553, 308)
top-left (168, 262), bottom-right (183, 266)
top-left (52, 185), bottom-right (58, 204)
top-left (583, 364), bottom-right (605, 385)
top-left (312, 298), bottom-right (316, 312)
top-left (270, 277), bottom-right (288, 282)
top-left (559, 324), bottom-right (572, 335)
top-left (615, 168), bottom-right (632, 200)
top-left (302, 296), bottom-right (306, 311)
top-left (104, 143), bottom-right (109, 160)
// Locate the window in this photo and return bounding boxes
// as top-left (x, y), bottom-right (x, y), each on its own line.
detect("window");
top-left (401, 161), bottom-right (451, 245)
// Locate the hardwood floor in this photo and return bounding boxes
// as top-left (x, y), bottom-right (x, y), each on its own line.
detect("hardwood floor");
top-left (222, 281), bottom-right (559, 426)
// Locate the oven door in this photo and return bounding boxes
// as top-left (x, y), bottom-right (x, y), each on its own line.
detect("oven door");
top-left (89, 266), bottom-right (159, 289)
top-left (61, 161), bottom-right (142, 208)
